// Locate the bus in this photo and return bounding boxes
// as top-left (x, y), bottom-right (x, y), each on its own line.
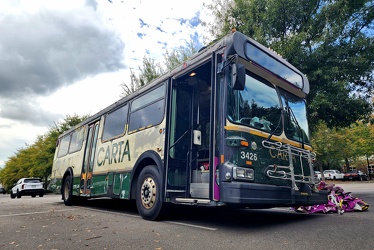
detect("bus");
top-left (49, 31), bottom-right (328, 220)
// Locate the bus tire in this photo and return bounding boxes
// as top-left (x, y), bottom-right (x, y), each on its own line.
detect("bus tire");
top-left (136, 166), bottom-right (165, 221)
top-left (62, 175), bottom-right (74, 206)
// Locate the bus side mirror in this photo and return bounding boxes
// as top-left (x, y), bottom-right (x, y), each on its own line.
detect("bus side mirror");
top-left (231, 63), bottom-right (245, 90)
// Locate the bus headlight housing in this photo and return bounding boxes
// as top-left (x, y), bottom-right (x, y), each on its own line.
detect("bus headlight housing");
top-left (233, 167), bottom-right (254, 180)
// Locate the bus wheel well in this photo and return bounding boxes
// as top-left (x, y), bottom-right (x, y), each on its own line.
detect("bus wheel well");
top-left (130, 158), bottom-right (159, 199)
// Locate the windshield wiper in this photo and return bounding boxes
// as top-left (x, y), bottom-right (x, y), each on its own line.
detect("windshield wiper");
top-left (266, 110), bottom-right (283, 142)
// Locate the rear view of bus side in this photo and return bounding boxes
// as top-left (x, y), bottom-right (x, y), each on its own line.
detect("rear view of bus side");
top-left (49, 31), bottom-right (327, 220)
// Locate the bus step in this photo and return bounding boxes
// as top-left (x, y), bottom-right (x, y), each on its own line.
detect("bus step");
top-left (175, 198), bottom-right (211, 205)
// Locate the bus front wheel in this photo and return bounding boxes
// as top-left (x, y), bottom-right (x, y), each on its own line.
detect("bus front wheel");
top-left (136, 166), bottom-right (165, 220)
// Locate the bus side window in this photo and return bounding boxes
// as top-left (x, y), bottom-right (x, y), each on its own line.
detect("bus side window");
top-left (57, 134), bottom-right (71, 158)
top-left (128, 84), bottom-right (166, 133)
top-left (102, 104), bottom-right (128, 141)
top-left (69, 127), bottom-right (85, 153)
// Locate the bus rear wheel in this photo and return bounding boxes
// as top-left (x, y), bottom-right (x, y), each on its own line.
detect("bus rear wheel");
top-left (136, 166), bottom-right (165, 220)
top-left (63, 175), bottom-right (74, 206)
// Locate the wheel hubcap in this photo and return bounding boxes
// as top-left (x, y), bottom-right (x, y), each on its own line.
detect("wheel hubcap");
top-left (140, 177), bottom-right (156, 209)
top-left (64, 182), bottom-right (70, 200)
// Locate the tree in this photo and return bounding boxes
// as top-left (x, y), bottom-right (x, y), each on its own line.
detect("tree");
top-left (349, 121), bottom-right (374, 175)
top-left (312, 122), bottom-right (346, 171)
top-left (204, 0), bottom-right (374, 130)
top-left (120, 56), bottom-right (164, 97)
top-left (312, 120), bottom-right (374, 173)
top-left (120, 40), bottom-right (199, 96)
top-left (121, 68), bottom-right (141, 96)
top-left (163, 40), bottom-right (199, 71)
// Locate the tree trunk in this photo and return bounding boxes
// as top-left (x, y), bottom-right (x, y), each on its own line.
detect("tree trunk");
top-left (344, 158), bottom-right (350, 173)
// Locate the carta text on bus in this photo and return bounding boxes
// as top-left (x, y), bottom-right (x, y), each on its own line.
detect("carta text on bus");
top-left (97, 140), bottom-right (130, 166)
top-left (269, 147), bottom-right (296, 162)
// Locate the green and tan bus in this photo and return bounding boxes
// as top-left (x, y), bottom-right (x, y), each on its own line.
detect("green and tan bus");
top-left (49, 31), bottom-right (327, 220)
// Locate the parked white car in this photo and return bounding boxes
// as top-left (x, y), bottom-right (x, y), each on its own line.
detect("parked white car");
top-left (10, 178), bottom-right (44, 198)
top-left (314, 171), bottom-right (322, 181)
top-left (323, 170), bottom-right (344, 180)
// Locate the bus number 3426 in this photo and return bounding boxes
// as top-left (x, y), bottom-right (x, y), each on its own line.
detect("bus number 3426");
top-left (241, 151), bottom-right (258, 161)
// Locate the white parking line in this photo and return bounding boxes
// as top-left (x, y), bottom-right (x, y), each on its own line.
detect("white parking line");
top-left (80, 206), bottom-right (141, 218)
top-left (166, 221), bottom-right (217, 231)
top-left (0, 208), bottom-right (75, 217)
top-left (79, 207), bottom-right (217, 231)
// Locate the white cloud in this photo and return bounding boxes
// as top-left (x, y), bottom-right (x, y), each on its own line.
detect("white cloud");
top-left (0, 0), bottom-right (213, 168)
top-left (38, 71), bottom-right (126, 117)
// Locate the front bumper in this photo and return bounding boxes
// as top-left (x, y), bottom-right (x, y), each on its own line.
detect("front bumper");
top-left (220, 182), bottom-right (328, 207)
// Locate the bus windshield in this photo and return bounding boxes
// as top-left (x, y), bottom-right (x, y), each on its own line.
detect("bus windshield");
top-left (227, 73), bottom-right (310, 143)
top-left (279, 89), bottom-right (310, 144)
top-left (227, 74), bottom-right (282, 134)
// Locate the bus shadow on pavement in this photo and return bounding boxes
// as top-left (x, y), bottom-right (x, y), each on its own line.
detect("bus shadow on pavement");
top-left (165, 205), bottom-right (318, 229)
top-left (73, 198), bottom-right (318, 229)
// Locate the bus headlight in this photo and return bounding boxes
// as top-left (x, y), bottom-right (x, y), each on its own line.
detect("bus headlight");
top-left (233, 167), bottom-right (254, 180)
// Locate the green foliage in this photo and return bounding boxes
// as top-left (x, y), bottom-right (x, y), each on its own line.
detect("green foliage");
top-left (163, 40), bottom-right (198, 71)
top-left (205, 0), bottom-right (374, 129)
top-left (349, 121), bottom-right (374, 160)
top-left (120, 56), bottom-right (164, 97)
top-left (120, 40), bottom-right (198, 96)
top-left (121, 68), bottom-right (142, 96)
top-left (312, 122), bottom-right (345, 169)
top-left (312, 121), bottom-right (374, 171)
top-left (137, 56), bottom-right (164, 87)
top-left (0, 115), bottom-right (87, 190)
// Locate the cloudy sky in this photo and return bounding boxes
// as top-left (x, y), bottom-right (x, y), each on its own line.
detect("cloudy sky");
top-left (0, 0), bottom-right (213, 168)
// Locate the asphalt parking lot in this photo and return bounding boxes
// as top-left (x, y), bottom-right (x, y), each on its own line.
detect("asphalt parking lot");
top-left (326, 180), bottom-right (374, 193)
top-left (0, 182), bottom-right (373, 250)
